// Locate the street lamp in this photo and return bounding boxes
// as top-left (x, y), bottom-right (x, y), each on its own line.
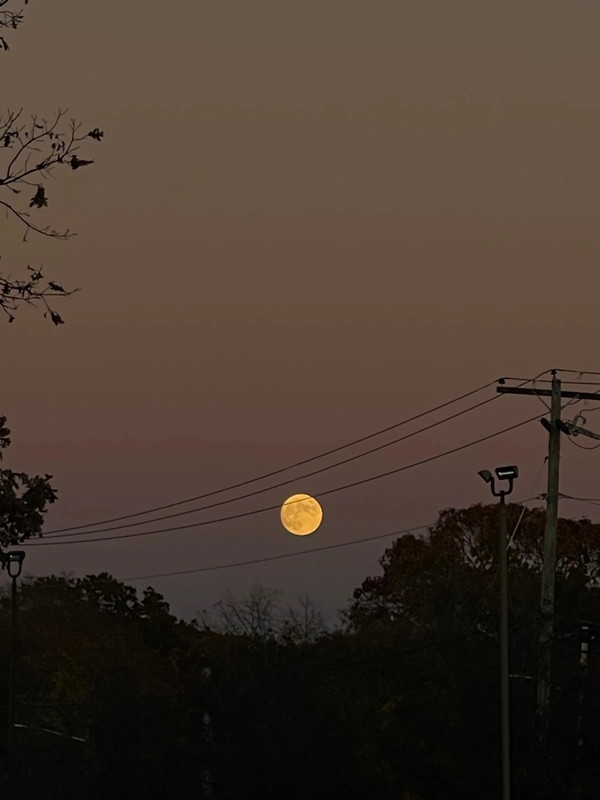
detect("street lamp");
top-left (0, 549), bottom-right (25, 794)
top-left (478, 466), bottom-right (518, 800)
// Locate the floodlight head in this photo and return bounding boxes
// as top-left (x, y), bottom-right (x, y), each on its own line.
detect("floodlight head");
top-left (495, 465), bottom-right (519, 481)
top-left (478, 469), bottom-right (493, 484)
top-left (0, 550), bottom-right (25, 578)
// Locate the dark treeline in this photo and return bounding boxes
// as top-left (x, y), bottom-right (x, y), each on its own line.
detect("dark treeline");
top-left (2, 503), bottom-right (600, 799)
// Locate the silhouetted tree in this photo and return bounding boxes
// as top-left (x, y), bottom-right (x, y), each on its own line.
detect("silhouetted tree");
top-left (201, 580), bottom-right (329, 644)
top-left (0, 414), bottom-right (56, 546)
top-left (2, 506), bottom-right (600, 799)
top-left (348, 503), bottom-right (600, 799)
top-left (0, 573), bottom-right (204, 798)
top-left (1, 2), bottom-right (103, 324)
top-left (204, 581), bottom-right (282, 641)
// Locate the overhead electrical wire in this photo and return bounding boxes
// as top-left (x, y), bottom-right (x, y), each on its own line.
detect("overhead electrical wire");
top-left (42, 392), bottom-right (503, 540)
top-left (4, 368), bottom-right (599, 596)
top-left (6, 494), bottom-right (545, 588)
top-left (553, 369), bottom-right (600, 378)
top-left (566, 437), bottom-right (600, 451)
top-left (501, 372), bottom-right (600, 384)
top-left (559, 381), bottom-right (600, 386)
top-left (41, 378), bottom-right (500, 535)
top-left (558, 493), bottom-right (600, 507)
top-left (119, 523), bottom-right (434, 580)
top-left (507, 458), bottom-right (548, 548)
top-left (25, 411), bottom-right (545, 547)
top-left (41, 373), bottom-right (551, 537)
top-left (118, 495), bottom-right (545, 583)
top-left (42, 372), bottom-right (549, 539)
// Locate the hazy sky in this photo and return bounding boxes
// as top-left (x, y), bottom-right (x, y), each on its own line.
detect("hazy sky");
top-left (2, 0), bottom-right (600, 622)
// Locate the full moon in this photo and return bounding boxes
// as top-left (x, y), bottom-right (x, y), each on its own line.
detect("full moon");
top-left (280, 493), bottom-right (323, 536)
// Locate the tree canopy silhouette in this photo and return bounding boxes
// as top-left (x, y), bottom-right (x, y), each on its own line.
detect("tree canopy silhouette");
top-left (2, 505), bottom-right (600, 798)
top-left (0, 415), bottom-right (56, 546)
top-left (348, 502), bottom-right (600, 799)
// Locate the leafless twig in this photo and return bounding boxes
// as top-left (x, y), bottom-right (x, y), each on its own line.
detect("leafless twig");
top-left (0, 0), bottom-right (28, 52)
top-left (0, 263), bottom-right (80, 324)
top-left (0, 107), bottom-right (103, 323)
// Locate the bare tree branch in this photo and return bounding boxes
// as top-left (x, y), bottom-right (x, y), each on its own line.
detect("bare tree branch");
top-left (201, 583), bottom-right (329, 645)
top-left (0, 262), bottom-right (80, 324)
top-left (0, 0), bottom-right (28, 52)
top-left (0, 108), bottom-right (103, 322)
top-left (0, 5), bottom-right (104, 325)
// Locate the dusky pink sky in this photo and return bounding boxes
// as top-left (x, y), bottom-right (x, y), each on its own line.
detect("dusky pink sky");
top-left (2, 0), bottom-right (600, 622)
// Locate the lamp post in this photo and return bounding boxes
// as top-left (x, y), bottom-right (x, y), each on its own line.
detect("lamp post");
top-left (0, 549), bottom-right (26, 794)
top-left (478, 465), bottom-right (518, 800)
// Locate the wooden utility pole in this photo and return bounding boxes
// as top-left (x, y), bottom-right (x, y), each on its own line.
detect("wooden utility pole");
top-left (497, 374), bottom-right (600, 733)
top-left (537, 375), bottom-right (561, 731)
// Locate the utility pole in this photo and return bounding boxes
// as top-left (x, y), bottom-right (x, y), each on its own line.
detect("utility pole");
top-left (537, 375), bottom-right (561, 732)
top-left (497, 374), bottom-right (600, 735)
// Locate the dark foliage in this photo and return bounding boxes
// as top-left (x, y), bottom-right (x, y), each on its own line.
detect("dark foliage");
top-left (0, 503), bottom-right (599, 798)
top-left (0, 415), bottom-right (56, 545)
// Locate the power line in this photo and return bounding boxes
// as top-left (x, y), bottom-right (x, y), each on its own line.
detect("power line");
top-left (42, 374), bottom-right (547, 536)
top-left (559, 381), bottom-right (600, 386)
top-left (7, 495), bottom-right (544, 587)
top-left (42, 392), bottom-right (503, 540)
top-left (554, 369), bottom-right (600, 378)
top-left (507, 459), bottom-right (547, 548)
top-left (119, 496), bottom-right (544, 583)
top-left (25, 412), bottom-right (544, 547)
top-left (566, 437), bottom-right (600, 451)
top-left (500, 372), bottom-right (600, 385)
top-left (118, 524), bottom-right (433, 581)
top-left (558, 493), bottom-right (600, 507)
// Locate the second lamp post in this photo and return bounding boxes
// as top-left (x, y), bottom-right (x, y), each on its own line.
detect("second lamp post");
top-left (478, 465), bottom-right (518, 800)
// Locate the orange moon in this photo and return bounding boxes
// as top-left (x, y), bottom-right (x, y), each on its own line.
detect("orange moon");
top-left (280, 493), bottom-right (323, 536)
